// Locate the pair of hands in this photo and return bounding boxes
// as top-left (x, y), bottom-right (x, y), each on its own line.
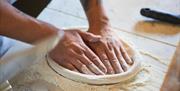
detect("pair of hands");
top-left (49, 26), bottom-right (133, 75)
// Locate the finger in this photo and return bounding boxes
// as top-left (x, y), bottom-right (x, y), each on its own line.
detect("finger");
top-left (69, 58), bottom-right (95, 75)
top-left (106, 42), bottom-right (124, 73)
top-left (67, 50), bottom-right (95, 75)
top-left (78, 54), bottom-right (105, 75)
top-left (120, 44), bottom-right (133, 65)
top-left (70, 43), bottom-right (85, 55)
top-left (78, 31), bottom-right (101, 42)
top-left (69, 48), bottom-right (104, 75)
top-left (58, 60), bottom-right (79, 72)
top-left (114, 47), bottom-right (129, 72)
top-left (83, 47), bottom-right (107, 74)
top-left (95, 48), bottom-right (114, 74)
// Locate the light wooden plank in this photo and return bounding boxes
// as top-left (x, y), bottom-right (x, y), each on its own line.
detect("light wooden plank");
top-left (161, 43), bottom-right (180, 91)
top-left (33, 7), bottom-right (177, 91)
top-left (38, 8), bottom-right (176, 64)
top-left (7, 30), bottom-right (173, 91)
top-left (47, 0), bottom-right (180, 46)
top-left (37, 8), bottom-right (88, 29)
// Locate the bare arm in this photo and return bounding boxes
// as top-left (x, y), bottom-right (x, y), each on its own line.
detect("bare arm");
top-left (0, 0), bottom-right (61, 43)
top-left (80, 0), bottom-right (109, 34)
top-left (0, 0), bottom-right (107, 75)
top-left (80, 0), bottom-right (133, 74)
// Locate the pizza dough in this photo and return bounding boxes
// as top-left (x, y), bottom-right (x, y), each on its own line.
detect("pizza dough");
top-left (6, 28), bottom-right (151, 91)
top-left (47, 30), bottom-right (142, 85)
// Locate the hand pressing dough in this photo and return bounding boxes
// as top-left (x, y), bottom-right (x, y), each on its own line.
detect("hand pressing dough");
top-left (47, 32), bottom-right (142, 85)
top-left (3, 27), bottom-right (152, 90)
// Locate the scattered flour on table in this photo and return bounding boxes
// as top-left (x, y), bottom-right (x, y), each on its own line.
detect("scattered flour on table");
top-left (10, 57), bottom-right (152, 91)
top-left (140, 50), bottom-right (168, 65)
top-left (6, 28), bottom-right (164, 91)
top-left (10, 49), bottom-right (168, 91)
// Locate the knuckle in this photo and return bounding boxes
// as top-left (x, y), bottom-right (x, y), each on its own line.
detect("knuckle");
top-left (99, 39), bottom-right (104, 43)
top-left (95, 39), bottom-right (105, 45)
top-left (92, 57), bottom-right (101, 65)
top-left (80, 45), bottom-right (87, 51)
top-left (105, 37), bottom-right (111, 41)
top-left (109, 56), bottom-right (117, 61)
top-left (111, 59), bottom-right (119, 62)
top-left (104, 60), bottom-right (110, 64)
top-left (67, 49), bottom-right (74, 54)
top-left (86, 33), bottom-right (92, 38)
top-left (70, 46), bottom-right (85, 55)
top-left (76, 53), bottom-right (84, 58)
top-left (76, 50), bottom-right (84, 56)
top-left (66, 42), bottom-right (77, 48)
top-left (121, 50), bottom-right (126, 54)
top-left (101, 54), bottom-right (108, 60)
top-left (88, 62), bottom-right (94, 65)
top-left (106, 46), bottom-right (113, 52)
top-left (119, 56), bottom-right (124, 61)
top-left (119, 57), bottom-right (125, 63)
top-left (69, 43), bottom-right (83, 49)
top-left (92, 57), bottom-right (99, 63)
top-left (108, 41), bottom-right (114, 45)
top-left (80, 64), bottom-right (86, 69)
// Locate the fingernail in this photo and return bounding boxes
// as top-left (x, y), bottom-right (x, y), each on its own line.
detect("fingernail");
top-left (72, 69), bottom-right (79, 72)
top-left (98, 63), bottom-right (107, 73)
top-left (122, 65), bottom-right (128, 72)
top-left (81, 65), bottom-right (94, 75)
top-left (116, 68), bottom-right (124, 73)
top-left (125, 57), bottom-right (133, 65)
top-left (130, 58), bottom-right (134, 64)
top-left (101, 67), bottom-right (107, 74)
top-left (108, 70), bottom-right (115, 74)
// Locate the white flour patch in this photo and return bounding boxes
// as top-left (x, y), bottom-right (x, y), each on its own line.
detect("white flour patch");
top-left (10, 56), bottom-right (151, 91)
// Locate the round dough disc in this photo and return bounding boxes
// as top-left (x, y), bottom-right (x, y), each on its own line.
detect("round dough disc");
top-left (47, 28), bottom-right (142, 85)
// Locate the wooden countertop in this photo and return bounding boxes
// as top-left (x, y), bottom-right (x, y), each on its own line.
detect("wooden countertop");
top-left (4, 0), bottom-right (180, 91)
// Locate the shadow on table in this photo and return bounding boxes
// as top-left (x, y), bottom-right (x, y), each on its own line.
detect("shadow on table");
top-left (134, 20), bottom-right (180, 35)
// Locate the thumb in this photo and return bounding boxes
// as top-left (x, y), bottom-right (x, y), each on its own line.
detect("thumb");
top-left (78, 31), bottom-right (101, 42)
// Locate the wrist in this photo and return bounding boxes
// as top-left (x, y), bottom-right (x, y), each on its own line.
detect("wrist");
top-left (26, 18), bottom-right (63, 43)
top-left (87, 8), bottom-right (110, 26)
top-left (86, 6), bottom-right (111, 35)
top-left (87, 14), bottom-right (111, 35)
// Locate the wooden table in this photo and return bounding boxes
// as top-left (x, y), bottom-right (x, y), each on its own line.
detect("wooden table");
top-left (6, 0), bottom-right (180, 91)
top-left (161, 43), bottom-right (180, 91)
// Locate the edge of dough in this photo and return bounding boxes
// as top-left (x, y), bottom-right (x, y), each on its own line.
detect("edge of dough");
top-left (46, 27), bottom-right (142, 85)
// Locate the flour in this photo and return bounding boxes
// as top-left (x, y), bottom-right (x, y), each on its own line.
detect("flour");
top-left (8, 28), bottom-right (156, 91)
top-left (47, 35), bottom-right (142, 85)
top-left (140, 50), bottom-right (168, 65)
top-left (9, 52), bottom-right (152, 91)
top-left (8, 44), bottom-right (152, 91)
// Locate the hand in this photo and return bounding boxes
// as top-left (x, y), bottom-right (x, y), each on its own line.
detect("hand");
top-left (49, 29), bottom-right (107, 75)
top-left (81, 26), bottom-right (133, 74)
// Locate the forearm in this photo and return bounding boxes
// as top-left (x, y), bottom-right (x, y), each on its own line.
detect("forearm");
top-left (0, 0), bottom-right (60, 43)
top-left (80, 0), bottom-right (109, 28)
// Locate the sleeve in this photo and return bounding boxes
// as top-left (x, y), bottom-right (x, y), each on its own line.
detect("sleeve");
top-left (7, 0), bottom-right (17, 4)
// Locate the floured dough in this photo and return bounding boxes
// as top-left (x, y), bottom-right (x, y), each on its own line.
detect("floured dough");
top-left (6, 28), bottom-right (154, 91)
top-left (47, 31), bottom-right (142, 85)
